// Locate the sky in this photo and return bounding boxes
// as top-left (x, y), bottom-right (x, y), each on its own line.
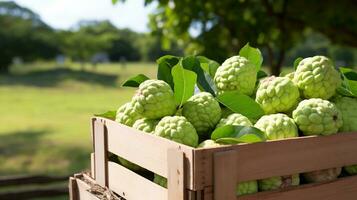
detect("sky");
top-left (11, 0), bottom-right (156, 32)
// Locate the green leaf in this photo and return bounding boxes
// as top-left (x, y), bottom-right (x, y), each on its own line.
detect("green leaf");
top-left (122, 74), bottom-right (149, 87)
top-left (180, 56), bottom-right (216, 95)
top-left (239, 43), bottom-right (263, 71)
top-left (197, 56), bottom-right (220, 77)
top-left (172, 63), bottom-right (197, 106)
top-left (211, 125), bottom-right (266, 144)
top-left (257, 70), bottom-right (268, 80)
top-left (112, 0), bottom-right (119, 4)
top-left (95, 110), bottom-right (116, 120)
top-left (337, 67), bottom-right (357, 97)
top-left (293, 57), bottom-right (303, 70)
top-left (157, 55), bottom-right (180, 89)
top-left (216, 91), bottom-right (264, 120)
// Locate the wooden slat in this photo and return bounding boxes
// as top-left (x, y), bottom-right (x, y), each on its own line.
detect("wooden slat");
top-left (214, 150), bottom-right (237, 200)
top-left (75, 178), bottom-right (100, 200)
top-left (90, 153), bottom-right (95, 179)
top-left (107, 161), bottom-right (167, 200)
top-left (69, 177), bottom-right (78, 200)
top-left (93, 119), bottom-right (108, 187)
top-left (0, 174), bottom-right (69, 186)
top-left (238, 175), bottom-right (357, 200)
top-left (0, 186), bottom-right (68, 200)
top-left (194, 133), bottom-right (357, 189)
top-left (102, 117), bottom-right (195, 189)
top-left (168, 148), bottom-right (185, 200)
top-left (203, 186), bottom-right (213, 200)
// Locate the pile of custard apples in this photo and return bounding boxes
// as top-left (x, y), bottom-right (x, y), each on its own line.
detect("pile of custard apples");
top-left (113, 55), bottom-right (357, 196)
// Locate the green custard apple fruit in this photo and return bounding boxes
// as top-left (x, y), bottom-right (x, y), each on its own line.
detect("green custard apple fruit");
top-left (154, 116), bottom-right (199, 147)
top-left (285, 72), bottom-right (295, 80)
top-left (303, 168), bottom-right (341, 183)
top-left (132, 118), bottom-right (159, 134)
top-left (198, 139), bottom-right (221, 148)
top-left (153, 174), bottom-right (167, 188)
top-left (292, 98), bottom-right (343, 136)
top-left (118, 157), bottom-right (143, 172)
top-left (254, 113), bottom-right (298, 140)
top-left (132, 80), bottom-right (177, 119)
top-left (255, 114), bottom-right (299, 191)
top-left (214, 56), bottom-right (258, 96)
top-left (116, 102), bottom-right (141, 127)
top-left (216, 113), bottom-right (252, 128)
top-left (344, 165), bottom-right (357, 175)
top-left (198, 139), bottom-right (258, 196)
top-left (332, 96), bottom-right (357, 132)
top-left (182, 92), bottom-right (221, 138)
top-left (256, 76), bottom-right (300, 114)
top-left (293, 56), bottom-right (341, 99)
top-left (258, 175), bottom-right (300, 191)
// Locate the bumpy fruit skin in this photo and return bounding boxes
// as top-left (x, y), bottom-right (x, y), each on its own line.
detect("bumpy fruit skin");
top-left (216, 113), bottom-right (252, 128)
top-left (293, 56), bottom-right (341, 99)
top-left (214, 56), bottom-right (258, 96)
top-left (154, 116), bottom-right (199, 147)
top-left (198, 139), bottom-right (221, 148)
top-left (303, 168), bottom-right (341, 183)
top-left (197, 139), bottom-right (258, 196)
top-left (132, 118), bottom-right (159, 134)
top-left (153, 174), bottom-right (167, 188)
top-left (256, 76), bottom-right (300, 114)
top-left (116, 102), bottom-right (141, 127)
top-left (132, 80), bottom-right (177, 119)
top-left (254, 114), bottom-right (298, 140)
top-left (333, 96), bottom-right (357, 132)
top-left (255, 114), bottom-right (299, 191)
top-left (182, 92), bottom-right (221, 137)
top-left (344, 165), bottom-right (357, 175)
top-left (292, 98), bottom-right (343, 136)
top-left (285, 72), bottom-right (295, 80)
top-left (258, 175), bottom-right (300, 191)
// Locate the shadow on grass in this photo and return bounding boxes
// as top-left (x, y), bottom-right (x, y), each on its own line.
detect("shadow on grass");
top-left (0, 68), bottom-right (118, 87)
top-left (0, 130), bottom-right (90, 175)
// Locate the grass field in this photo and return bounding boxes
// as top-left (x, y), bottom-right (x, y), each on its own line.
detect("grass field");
top-left (0, 62), bottom-right (156, 178)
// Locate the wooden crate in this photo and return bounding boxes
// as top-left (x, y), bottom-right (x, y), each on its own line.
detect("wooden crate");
top-left (90, 117), bottom-right (357, 200)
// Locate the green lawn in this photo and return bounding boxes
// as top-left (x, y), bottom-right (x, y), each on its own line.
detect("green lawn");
top-left (0, 62), bottom-right (156, 176)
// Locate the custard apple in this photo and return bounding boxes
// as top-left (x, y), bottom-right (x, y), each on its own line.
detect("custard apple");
top-left (258, 175), bottom-right (300, 191)
top-left (333, 96), bottom-right (357, 132)
top-left (116, 102), bottom-right (141, 126)
top-left (285, 72), bottom-right (295, 80)
top-left (344, 165), bottom-right (357, 175)
top-left (214, 56), bottom-right (258, 96)
top-left (292, 98), bottom-right (343, 136)
top-left (198, 139), bottom-right (221, 148)
top-left (132, 80), bottom-right (177, 119)
top-left (118, 157), bottom-right (143, 172)
top-left (197, 139), bottom-right (258, 196)
top-left (303, 167), bottom-right (341, 183)
top-left (153, 174), bottom-right (167, 188)
top-left (255, 114), bottom-right (299, 191)
top-left (182, 92), bottom-right (221, 137)
top-left (133, 118), bottom-right (159, 133)
top-left (256, 76), bottom-right (300, 114)
top-left (254, 114), bottom-right (298, 140)
top-left (216, 113), bottom-right (252, 128)
top-left (154, 116), bottom-right (199, 147)
top-left (293, 56), bottom-right (341, 99)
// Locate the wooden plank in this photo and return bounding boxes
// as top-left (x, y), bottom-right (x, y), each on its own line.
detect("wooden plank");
top-left (102, 117), bottom-right (196, 189)
top-left (203, 186), bottom-right (213, 200)
top-left (108, 161), bottom-right (167, 200)
top-left (214, 150), bottom-right (237, 200)
top-left (93, 118), bottom-right (108, 187)
top-left (69, 177), bottom-right (78, 200)
top-left (90, 153), bottom-right (95, 179)
top-left (168, 148), bottom-right (185, 200)
top-left (238, 175), bottom-right (357, 200)
top-left (75, 178), bottom-right (101, 200)
top-left (0, 186), bottom-right (68, 200)
top-left (193, 133), bottom-right (357, 189)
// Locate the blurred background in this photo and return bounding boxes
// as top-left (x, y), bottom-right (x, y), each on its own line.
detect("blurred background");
top-left (0, 0), bottom-right (357, 199)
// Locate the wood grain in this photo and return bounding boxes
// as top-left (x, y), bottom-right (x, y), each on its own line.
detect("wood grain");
top-left (168, 148), bottom-right (185, 200)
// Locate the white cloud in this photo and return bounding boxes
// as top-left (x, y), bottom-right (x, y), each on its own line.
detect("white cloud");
top-left (11, 0), bottom-right (155, 32)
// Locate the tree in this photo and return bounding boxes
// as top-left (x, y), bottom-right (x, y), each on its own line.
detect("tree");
top-left (0, 1), bottom-right (58, 74)
top-left (119, 0), bottom-right (357, 75)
